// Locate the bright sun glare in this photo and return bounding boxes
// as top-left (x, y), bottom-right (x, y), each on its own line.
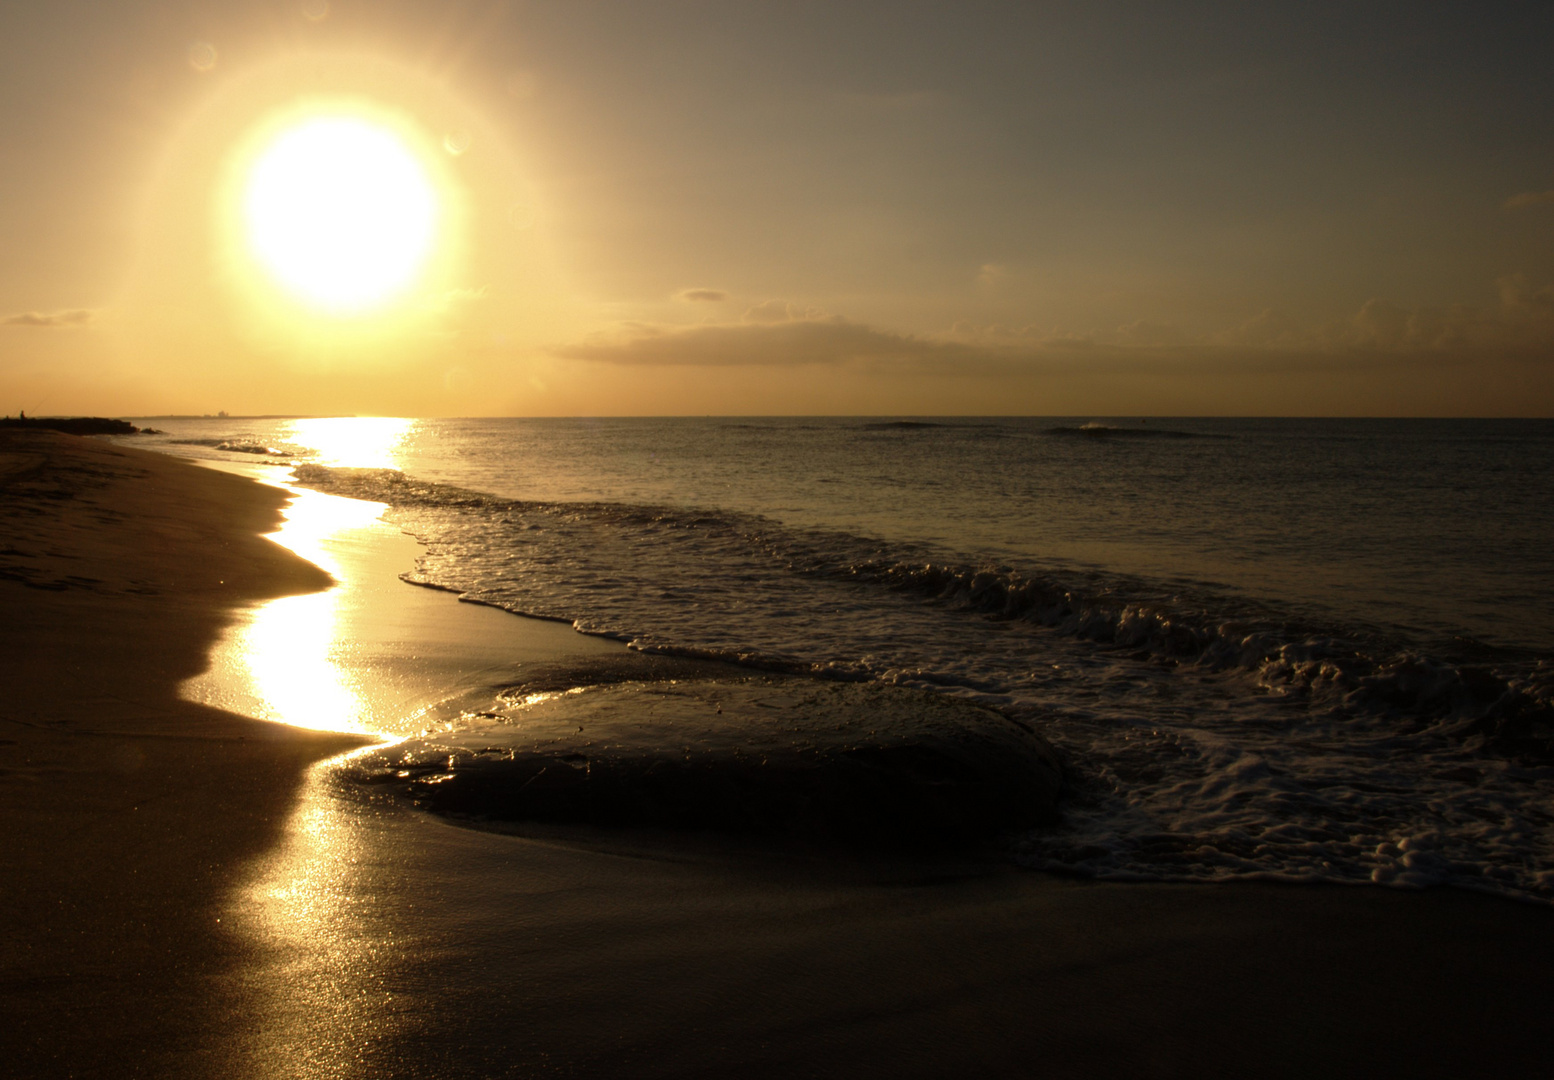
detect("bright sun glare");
top-left (243, 115), bottom-right (437, 315)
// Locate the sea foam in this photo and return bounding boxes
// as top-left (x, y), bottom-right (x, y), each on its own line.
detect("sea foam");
top-left (292, 460), bottom-right (1554, 901)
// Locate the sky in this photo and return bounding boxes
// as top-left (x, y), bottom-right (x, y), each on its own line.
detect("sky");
top-left (1, 0), bottom-right (1552, 417)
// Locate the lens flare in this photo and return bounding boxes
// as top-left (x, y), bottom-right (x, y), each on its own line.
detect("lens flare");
top-left (188, 42), bottom-right (218, 73)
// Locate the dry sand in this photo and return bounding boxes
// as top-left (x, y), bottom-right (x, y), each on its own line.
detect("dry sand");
top-left (4, 429), bottom-right (1554, 1079)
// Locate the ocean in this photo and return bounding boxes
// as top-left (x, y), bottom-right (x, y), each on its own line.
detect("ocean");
top-left (127, 415), bottom-right (1554, 899)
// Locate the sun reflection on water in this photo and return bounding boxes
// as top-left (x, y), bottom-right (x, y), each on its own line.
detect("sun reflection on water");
top-left (288, 416), bottom-right (416, 469)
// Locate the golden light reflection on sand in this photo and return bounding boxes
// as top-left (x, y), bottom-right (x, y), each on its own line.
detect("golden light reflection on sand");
top-left (182, 487), bottom-right (391, 734)
top-left (189, 465), bottom-right (417, 1073)
top-left (229, 755), bottom-right (417, 1078)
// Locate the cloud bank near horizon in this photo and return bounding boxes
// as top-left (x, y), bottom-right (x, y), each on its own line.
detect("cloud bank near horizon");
top-left (552, 283), bottom-right (1554, 372)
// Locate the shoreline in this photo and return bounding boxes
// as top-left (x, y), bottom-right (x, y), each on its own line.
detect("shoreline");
top-left (0, 429), bottom-right (366, 1078)
top-left (5, 429), bottom-right (1554, 1077)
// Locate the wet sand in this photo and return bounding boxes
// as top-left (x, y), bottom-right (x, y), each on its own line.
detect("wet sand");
top-left (5, 429), bottom-right (1554, 1078)
top-left (0, 429), bottom-right (361, 1077)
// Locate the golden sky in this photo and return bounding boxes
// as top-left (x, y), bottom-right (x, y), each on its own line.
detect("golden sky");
top-left (2, 2), bottom-right (1552, 417)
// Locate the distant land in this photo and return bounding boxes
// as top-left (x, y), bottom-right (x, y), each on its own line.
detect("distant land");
top-left (1, 416), bottom-right (140, 435)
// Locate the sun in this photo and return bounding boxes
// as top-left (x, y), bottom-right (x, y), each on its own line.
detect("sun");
top-left (242, 115), bottom-right (438, 315)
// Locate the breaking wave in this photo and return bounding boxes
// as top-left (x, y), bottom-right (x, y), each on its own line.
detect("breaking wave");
top-left (292, 462), bottom-right (1554, 900)
top-left (170, 437), bottom-right (302, 457)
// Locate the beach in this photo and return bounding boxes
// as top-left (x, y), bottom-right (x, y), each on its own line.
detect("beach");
top-left (5, 428), bottom-right (1554, 1079)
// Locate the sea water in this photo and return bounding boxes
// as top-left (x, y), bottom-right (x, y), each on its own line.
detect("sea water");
top-left (129, 416), bottom-right (1554, 899)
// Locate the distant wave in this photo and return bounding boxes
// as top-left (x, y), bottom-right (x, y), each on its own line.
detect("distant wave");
top-left (858, 420), bottom-right (950, 430)
top-left (169, 437), bottom-right (300, 457)
top-left (717, 422), bottom-right (828, 431)
top-left (1046, 423), bottom-right (1220, 439)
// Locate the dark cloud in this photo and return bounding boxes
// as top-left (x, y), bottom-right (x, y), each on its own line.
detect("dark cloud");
top-left (2, 309), bottom-right (95, 328)
top-left (1214, 309), bottom-right (1309, 348)
top-left (677, 288), bottom-right (727, 302)
top-left (554, 278), bottom-right (1554, 375)
top-left (547, 316), bottom-right (1445, 387)
top-left (1339, 279), bottom-right (1554, 352)
top-left (741, 299), bottom-right (828, 324)
top-left (1504, 190), bottom-right (1554, 210)
top-left (554, 315), bottom-right (976, 368)
top-left (1110, 320), bottom-right (1188, 348)
top-left (551, 315), bottom-right (1297, 374)
top-left (1350, 298), bottom-right (1414, 349)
